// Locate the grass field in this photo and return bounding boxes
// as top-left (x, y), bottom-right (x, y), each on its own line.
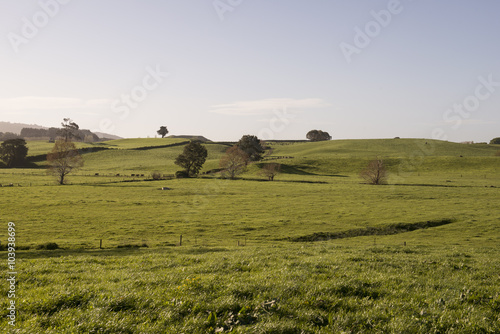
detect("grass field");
top-left (1, 138), bottom-right (499, 332)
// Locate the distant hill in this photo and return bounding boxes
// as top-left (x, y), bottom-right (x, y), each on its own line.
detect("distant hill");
top-left (93, 132), bottom-right (123, 140)
top-left (0, 121), bottom-right (121, 142)
top-left (0, 121), bottom-right (47, 134)
top-left (167, 135), bottom-right (211, 142)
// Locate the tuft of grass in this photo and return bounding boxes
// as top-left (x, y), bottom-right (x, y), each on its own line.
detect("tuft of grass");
top-left (117, 243), bottom-right (148, 249)
top-left (35, 242), bottom-right (60, 250)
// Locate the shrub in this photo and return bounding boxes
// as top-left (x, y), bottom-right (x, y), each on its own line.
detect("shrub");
top-left (490, 137), bottom-right (500, 145)
top-left (36, 242), bottom-right (60, 250)
top-left (360, 158), bottom-right (387, 185)
top-left (175, 170), bottom-right (189, 178)
top-left (151, 171), bottom-right (162, 180)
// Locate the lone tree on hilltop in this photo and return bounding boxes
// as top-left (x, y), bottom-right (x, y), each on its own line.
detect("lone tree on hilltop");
top-left (59, 118), bottom-right (80, 142)
top-left (260, 163), bottom-right (281, 181)
top-left (360, 158), bottom-right (387, 185)
top-left (0, 138), bottom-right (28, 167)
top-left (175, 141), bottom-right (208, 177)
top-left (157, 126), bottom-right (169, 138)
top-left (220, 145), bottom-right (250, 179)
top-left (47, 140), bottom-right (84, 185)
top-left (237, 135), bottom-right (265, 162)
top-left (306, 130), bottom-right (331, 142)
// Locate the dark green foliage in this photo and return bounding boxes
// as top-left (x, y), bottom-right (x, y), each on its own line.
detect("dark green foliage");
top-left (0, 132), bottom-right (20, 141)
top-left (237, 135), bottom-right (265, 161)
top-left (174, 141), bottom-right (208, 177)
top-left (490, 137), bottom-right (500, 145)
top-left (117, 243), bottom-right (148, 248)
top-left (36, 242), bottom-right (60, 250)
top-left (157, 126), bottom-right (169, 138)
top-left (20, 127), bottom-right (100, 142)
top-left (151, 171), bottom-right (162, 180)
top-left (175, 170), bottom-right (189, 178)
top-left (306, 129), bottom-right (332, 141)
top-left (0, 138), bottom-right (28, 167)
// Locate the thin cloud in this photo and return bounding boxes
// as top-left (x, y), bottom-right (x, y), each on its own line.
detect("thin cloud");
top-left (209, 98), bottom-right (330, 115)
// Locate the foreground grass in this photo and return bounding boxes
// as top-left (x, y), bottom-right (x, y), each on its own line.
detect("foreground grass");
top-left (1, 243), bottom-right (499, 333)
top-left (1, 176), bottom-right (499, 250)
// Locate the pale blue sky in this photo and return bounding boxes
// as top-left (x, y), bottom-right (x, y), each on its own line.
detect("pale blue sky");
top-left (1, 0), bottom-right (499, 142)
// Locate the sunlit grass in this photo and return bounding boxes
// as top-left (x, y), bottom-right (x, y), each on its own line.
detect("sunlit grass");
top-left (0, 138), bottom-right (499, 332)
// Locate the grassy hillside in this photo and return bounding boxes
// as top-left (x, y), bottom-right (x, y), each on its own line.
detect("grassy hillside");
top-left (0, 138), bottom-right (499, 332)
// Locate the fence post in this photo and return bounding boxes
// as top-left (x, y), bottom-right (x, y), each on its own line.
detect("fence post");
top-left (179, 234), bottom-right (182, 246)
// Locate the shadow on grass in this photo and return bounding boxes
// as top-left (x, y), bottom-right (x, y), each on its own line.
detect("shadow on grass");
top-left (239, 177), bottom-right (329, 184)
top-left (12, 245), bottom-right (230, 260)
top-left (288, 219), bottom-right (455, 242)
top-left (390, 183), bottom-right (484, 189)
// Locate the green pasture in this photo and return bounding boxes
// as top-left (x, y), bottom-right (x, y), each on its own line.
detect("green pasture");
top-left (0, 138), bottom-right (499, 332)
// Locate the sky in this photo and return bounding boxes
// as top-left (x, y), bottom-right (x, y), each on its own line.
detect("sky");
top-left (0, 0), bottom-right (499, 142)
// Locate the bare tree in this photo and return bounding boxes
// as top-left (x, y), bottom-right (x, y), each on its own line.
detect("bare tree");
top-left (260, 163), bottom-right (281, 181)
top-left (47, 140), bottom-right (84, 184)
top-left (220, 145), bottom-right (249, 179)
top-left (360, 158), bottom-right (387, 185)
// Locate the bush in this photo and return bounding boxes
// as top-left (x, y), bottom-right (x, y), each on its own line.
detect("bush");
top-left (360, 159), bottom-right (387, 185)
top-left (175, 170), bottom-right (189, 178)
top-left (36, 242), bottom-right (60, 250)
top-left (151, 171), bottom-right (162, 180)
top-left (490, 137), bottom-right (500, 145)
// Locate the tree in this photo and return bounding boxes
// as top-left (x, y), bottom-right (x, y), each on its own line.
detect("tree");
top-left (174, 141), bottom-right (208, 177)
top-left (220, 145), bottom-right (249, 179)
top-left (0, 139), bottom-right (28, 167)
top-left (360, 158), bottom-right (387, 185)
top-left (260, 163), bottom-right (281, 181)
top-left (306, 130), bottom-right (332, 142)
top-left (0, 132), bottom-right (20, 141)
top-left (237, 135), bottom-right (265, 161)
top-left (490, 137), bottom-right (500, 145)
top-left (59, 118), bottom-right (80, 141)
top-left (47, 140), bottom-right (84, 185)
top-left (157, 126), bottom-right (169, 138)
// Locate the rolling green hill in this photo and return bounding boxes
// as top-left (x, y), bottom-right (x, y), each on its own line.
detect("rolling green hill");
top-left (1, 137), bottom-right (499, 332)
